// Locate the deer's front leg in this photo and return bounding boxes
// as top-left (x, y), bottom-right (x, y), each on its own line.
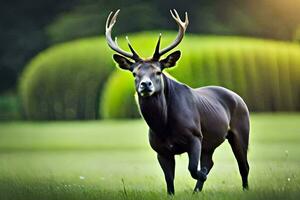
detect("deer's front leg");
top-left (157, 154), bottom-right (175, 195)
top-left (188, 137), bottom-right (207, 192)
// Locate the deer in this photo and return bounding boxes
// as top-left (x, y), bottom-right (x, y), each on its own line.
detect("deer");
top-left (105, 9), bottom-right (250, 195)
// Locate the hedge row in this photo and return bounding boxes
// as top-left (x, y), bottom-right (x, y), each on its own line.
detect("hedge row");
top-left (20, 32), bottom-right (300, 120)
top-left (19, 38), bottom-right (114, 120)
top-left (100, 34), bottom-right (300, 118)
top-left (19, 32), bottom-right (183, 120)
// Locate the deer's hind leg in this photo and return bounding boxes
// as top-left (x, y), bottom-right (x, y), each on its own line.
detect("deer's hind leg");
top-left (227, 115), bottom-right (250, 190)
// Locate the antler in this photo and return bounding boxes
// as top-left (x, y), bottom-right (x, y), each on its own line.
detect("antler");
top-left (105, 9), bottom-right (141, 61)
top-left (152, 9), bottom-right (189, 61)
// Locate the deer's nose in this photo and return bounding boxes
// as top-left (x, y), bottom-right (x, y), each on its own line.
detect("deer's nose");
top-left (141, 81), bottom-right (152, 87)
top-left (140, 80), bottom-right (152, 89)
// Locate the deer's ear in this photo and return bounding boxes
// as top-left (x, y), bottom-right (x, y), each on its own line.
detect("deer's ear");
top-left (113, 54), bottom-right (134, 71)
top-left (160, 50), bottom-right (181, 69)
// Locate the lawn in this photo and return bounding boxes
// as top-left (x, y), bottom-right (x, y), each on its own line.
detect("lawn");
top-left (0, 113), bottom-right (299, 200)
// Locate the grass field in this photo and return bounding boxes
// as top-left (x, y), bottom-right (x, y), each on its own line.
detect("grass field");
top-left (0, 113), bottom-right (299, 200)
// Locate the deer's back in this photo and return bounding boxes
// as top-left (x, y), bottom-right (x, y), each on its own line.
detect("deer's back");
top-left (192, 86), bottom-right (248, 149)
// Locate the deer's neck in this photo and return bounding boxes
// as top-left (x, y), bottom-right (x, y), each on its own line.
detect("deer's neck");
top-left (138, 74), bottom-right (170, 134)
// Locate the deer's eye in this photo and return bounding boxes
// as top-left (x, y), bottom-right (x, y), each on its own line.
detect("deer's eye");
top-left (156, 71), bottom-right (162, 76)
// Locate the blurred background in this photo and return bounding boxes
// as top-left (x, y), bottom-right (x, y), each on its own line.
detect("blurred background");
top-left (0, 1), bottom-right (300, 199)
top-left (0, 0), bottom-right (300, 120)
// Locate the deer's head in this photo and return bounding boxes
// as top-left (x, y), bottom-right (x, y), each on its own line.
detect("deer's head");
top-left (105, 9), bottom-right (188, 97)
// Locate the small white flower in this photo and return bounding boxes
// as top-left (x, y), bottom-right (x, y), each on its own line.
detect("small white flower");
top-left (287, 178), bottom-right (291, 182)
top-left (80, 176), bottom-right (85, 180)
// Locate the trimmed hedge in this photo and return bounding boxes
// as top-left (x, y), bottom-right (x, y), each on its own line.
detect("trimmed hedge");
top-left (19, 32), bottom-right (181, 120)
top-left (20, 32), bottom-right (300, 120)
top-left (19, 38), bottom-right (114, 120)
top-left (100, 71), bottom-right (139, 119)
top-left (101, 34), bottom-right (300, 118)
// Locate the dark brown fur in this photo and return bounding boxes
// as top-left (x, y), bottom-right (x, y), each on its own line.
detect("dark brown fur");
top-left (106, 9), bottom-right (249, 195)
top-left (137, 73), bottom-right (250, 194)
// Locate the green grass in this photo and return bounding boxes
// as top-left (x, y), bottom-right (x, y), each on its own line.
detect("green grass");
top-left (0, 113), bottom-right (300, 200)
